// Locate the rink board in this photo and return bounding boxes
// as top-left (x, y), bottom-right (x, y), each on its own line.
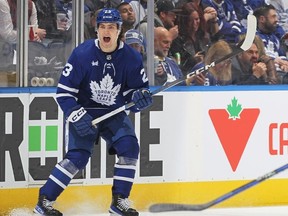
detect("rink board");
top-left (1, 86), bottom-right (288, 214)
top-left (2, 179), bottom-right (288, 215)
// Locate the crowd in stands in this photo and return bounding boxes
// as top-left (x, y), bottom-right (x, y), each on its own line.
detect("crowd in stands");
top-left (0, 0), bottom-right (288, 86)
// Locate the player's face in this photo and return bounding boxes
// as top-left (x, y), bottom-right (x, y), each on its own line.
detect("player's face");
top-left (97, 23), bottom-right (119, 52)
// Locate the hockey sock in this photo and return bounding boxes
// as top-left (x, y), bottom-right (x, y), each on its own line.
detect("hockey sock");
top-left (112, 156), bottom-right (137, 198)
top-left (39, 158), bottom-right (79, 201)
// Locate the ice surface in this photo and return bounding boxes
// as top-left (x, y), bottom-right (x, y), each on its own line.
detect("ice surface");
top-left (8, 206), bottom-right (288, 216)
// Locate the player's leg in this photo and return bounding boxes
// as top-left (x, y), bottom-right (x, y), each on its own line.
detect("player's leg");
top-left (34, 122), bottom-right (96, 215)
top-left (109, 136), bottom-right (139, 216)
top-left (101, 112), bottom-right (139, 216)
top-left (34, 149), bottom-right (91, 215)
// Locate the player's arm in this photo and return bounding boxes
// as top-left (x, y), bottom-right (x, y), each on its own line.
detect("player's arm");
top-left (56, 51), bottom-right (97, 137)
top-left (125, 61), bottom-right (153, 112)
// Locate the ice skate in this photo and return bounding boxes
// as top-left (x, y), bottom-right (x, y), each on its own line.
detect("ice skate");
top-left (109, 194), bottom-right (139, 216)
top-left (33, 195), bottom-right (62, 216)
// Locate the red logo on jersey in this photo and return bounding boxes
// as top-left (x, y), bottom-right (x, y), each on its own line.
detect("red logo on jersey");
top-left (209, 97), bottom-right (260, 171)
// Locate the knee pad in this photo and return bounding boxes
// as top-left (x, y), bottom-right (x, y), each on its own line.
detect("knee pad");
top-left (113, 136), bottom-right (139, 159)
top-left (65, 149), bottom-right (91, 170)
top-left (58, 158), bottom-right (79, 177)
top-left (117, 156), bottom-right (137, 166)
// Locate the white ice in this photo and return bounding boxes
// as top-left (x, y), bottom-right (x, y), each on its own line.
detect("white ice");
top-left (8, 206), bottom-right (288, 216)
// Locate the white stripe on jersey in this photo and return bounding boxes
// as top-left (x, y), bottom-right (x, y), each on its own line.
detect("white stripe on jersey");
top-left (57, 83), bottom-right (79, 93)
top-left (56, 93), bottom-right (78, 101)
top-left (123, 89), bottom-right (134, 97)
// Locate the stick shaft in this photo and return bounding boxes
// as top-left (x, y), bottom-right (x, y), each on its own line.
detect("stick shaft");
top-left (149, 163), bottom-right (288, 212)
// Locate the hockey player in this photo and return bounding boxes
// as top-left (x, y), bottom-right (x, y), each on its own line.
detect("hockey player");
top-left (33, 8), bottom-right (152, 216)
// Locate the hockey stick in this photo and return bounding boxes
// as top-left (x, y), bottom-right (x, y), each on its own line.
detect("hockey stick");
top-left (92, 14), bottom-right (256, 126)
top-left (149, 163), bottom-right (288, 212)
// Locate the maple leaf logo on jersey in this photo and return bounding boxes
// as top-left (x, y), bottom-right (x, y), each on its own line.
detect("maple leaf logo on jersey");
top-left (90, 74), bottom-right (121, 106)
top-left (209, 97), bottom-right (260, 171)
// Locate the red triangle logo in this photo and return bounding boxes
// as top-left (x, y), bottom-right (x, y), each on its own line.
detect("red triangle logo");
top-left (209, 108), bottom-right (260, 171)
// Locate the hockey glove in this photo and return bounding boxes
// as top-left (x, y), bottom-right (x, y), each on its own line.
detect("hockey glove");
top-left (67, 107), bottom-right (97, 137)
top-left (132, 88), bottom-right (153, 111)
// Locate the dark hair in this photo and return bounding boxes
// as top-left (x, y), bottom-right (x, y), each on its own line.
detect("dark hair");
top-left (116, 2), bottom-right (129, 10)
top-left (253, 4), bottom-right (276, 19)
top-left (178, 2), bottom-right (205, 37)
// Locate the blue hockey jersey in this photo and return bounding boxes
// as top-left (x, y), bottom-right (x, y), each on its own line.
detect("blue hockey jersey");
top-left (202, 0), bottom-right (245, 42)
top-left (256, 28), bottom-right (287, 59)
top-left (230, 0), bottom-right (266, 25)
top-left (56, 39), bottom-right (149, 118)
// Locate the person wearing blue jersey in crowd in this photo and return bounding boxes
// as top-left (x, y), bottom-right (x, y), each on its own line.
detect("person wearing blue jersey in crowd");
top-left (33, 8), bottom-right (152, 216)
top-left (230, 0), bottom-right (265, 28)
top-left (201, 0), bottom-right (245, 42)
top-left (253, 4), bottom-right (288, 73)
top-left (55, 0), bottom-right (72, 30)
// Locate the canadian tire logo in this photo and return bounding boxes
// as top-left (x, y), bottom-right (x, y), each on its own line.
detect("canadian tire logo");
top-left (209, 97), bottom-right (260, 171)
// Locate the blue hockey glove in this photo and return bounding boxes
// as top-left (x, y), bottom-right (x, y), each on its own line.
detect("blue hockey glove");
top-left (67, 107), bottom-right (97, 137)
top-left (132, 88), bottom-right (153, 111)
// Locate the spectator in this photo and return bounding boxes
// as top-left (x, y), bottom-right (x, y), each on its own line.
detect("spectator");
top-left (201, 0), bottom-right (245, 42)
top-left (175, 0), bottom-right (219, 37)
top-left (206, 46), bottom-right (232, 85)
top-left (55, 0), bottom-right (72, 30)
top-left (268, 0), bottom-right (288, 32)
top-left (230, 0), bottom-right (264, 28)
top-left (246, 34), bottom-right (279, 84)
top-left (117, 2), bottom-right (136, 38)
top-left (84, 4), bottom-right (96, 40)
top-left (124, 29), bottom-right (145, 55)
top-left (129, 0), bottom-right (147, 29)
top-left (33, 0), bottom-right (57, 39)
top-left (0, 0), bottom-right (46, 44)
top-left (193, 40), bottom-right (233, 86)
top-left (33, 0), bottom-right (73, 42)
top-left (231, 39), bottom-right (276, 85)
top-left (154, 27), bottom-right (194, 86)
top-left (170, 2), bottom-right (218, 75)
top-left (138, 0), bottom-right (181, 40)
top-left (253, 4), bottom-right (288, 73)
top-left (124, 29), bottom-right (146, 72)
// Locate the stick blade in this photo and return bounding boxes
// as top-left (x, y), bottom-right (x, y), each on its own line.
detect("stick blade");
top-left (149, 203), bottom-right (209, 212)
top-left (240, 14), bottom-right (257, 51)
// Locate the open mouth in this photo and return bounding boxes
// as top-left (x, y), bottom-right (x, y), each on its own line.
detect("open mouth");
top-left (103, 37), bottom-right (111, 43)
